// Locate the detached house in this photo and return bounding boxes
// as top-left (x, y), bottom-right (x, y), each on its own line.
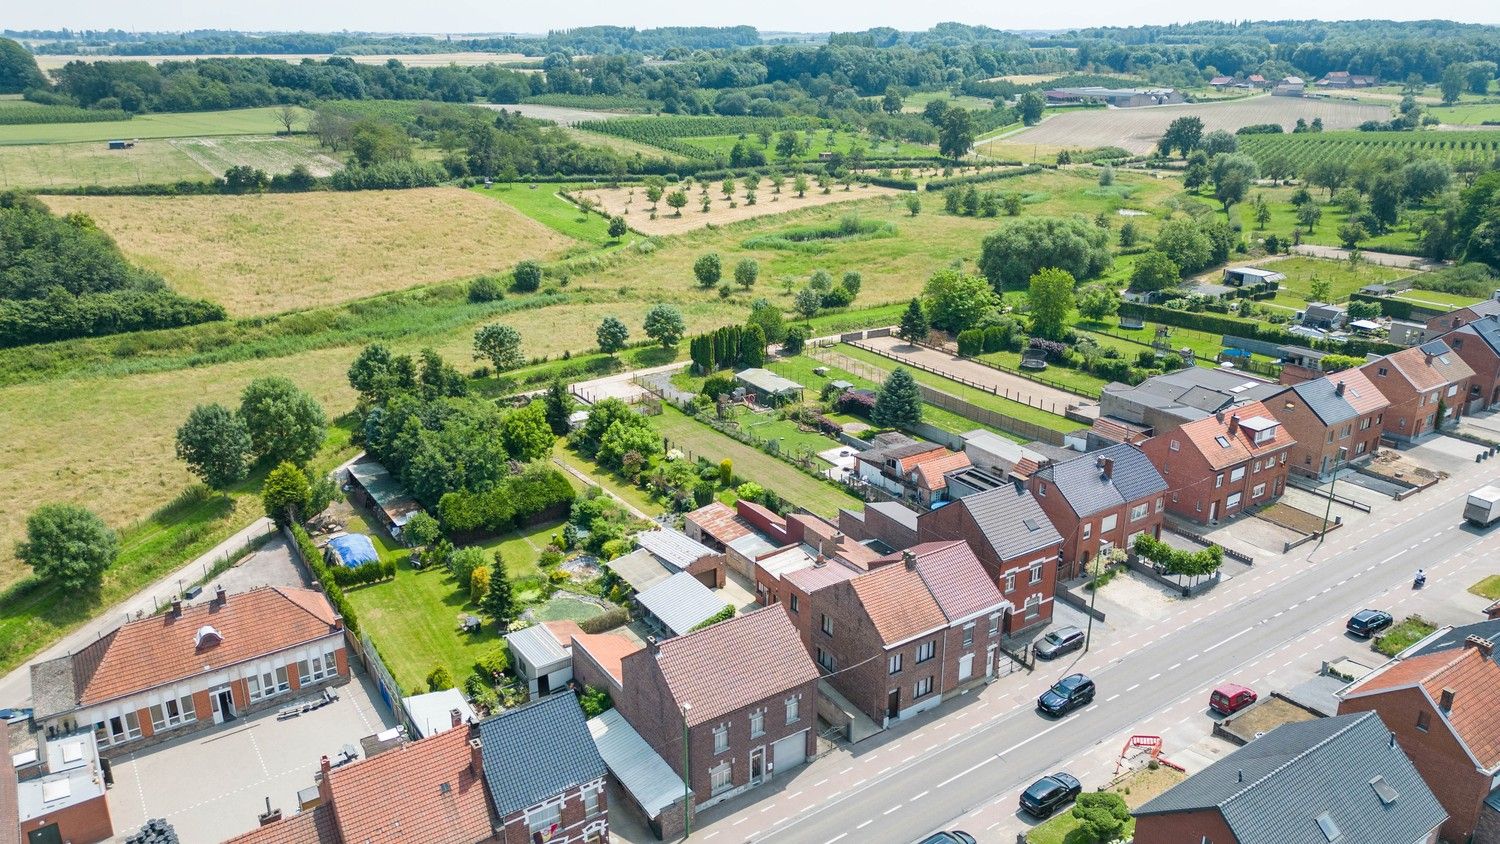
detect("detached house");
top-left (1361, 341), bottom-right (1475, 441)
top-left (1443, 315), bottom-right (1500, 412)
top-left (809, 543), bottom-right (1009, 727)
top-left (1143, 400), bottom-right (1294, 525)
top-left (1028, 444), bottom-right (1168, 579)
top-left (1338, 635), bottom-right (1500, 844)
top-left (1271, 369), bottom-right (1389, 477)
top-left (854, 433), bottom-right (970, 507)
top-left (916, 482), bottom-right (1064, 631)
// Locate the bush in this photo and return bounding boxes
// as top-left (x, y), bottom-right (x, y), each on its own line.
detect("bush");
top-left (469, 276), bottom-right (505, 303)
top-left (956, 328), bottom-right (984, 357)
top-left (690, 603), bottom-right (736, 631)
top-left (475, 646), bottom-right (510, 680)
top-left (579, 606), bottom-right (630, 634)
top-left (579, 686), bottom-right (613, 717)
top-left (1071, 792), bottom-right (1131, 842)
top-left (426, 665), bottom-right (455, 692)
top-left (512, 260), bottom-right (543, 293)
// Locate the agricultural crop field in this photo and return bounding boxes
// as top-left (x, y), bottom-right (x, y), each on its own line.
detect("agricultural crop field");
top-left (44, 187), bottom-right (574, 316)
top-left (1427, 103), bottom-right (1500, 125)
top-left (1005, 96), bottom-right (1388, 154)
top-left (0, 135), bottom-right (340, 189)
top-left (679, 129), bottom-right (939, 160)
top-left (1238, 130), bottom-right (1500, 168)
top-left (473, 182), bottom-right (621, 244)
top-left (30, 52), bottom-right (532, 71)
top-left (569, 181), bottom-right (903, 236)
top-left (570, 115), bottom-right (825, 159)
top-left (0, 106), bottom-right (308, 145)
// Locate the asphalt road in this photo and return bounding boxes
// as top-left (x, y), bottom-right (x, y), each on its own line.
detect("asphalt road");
top-left (745, 485), bottom-right (1497, 844)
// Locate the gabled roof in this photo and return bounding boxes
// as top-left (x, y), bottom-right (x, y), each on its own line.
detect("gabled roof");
top-left (223, 804), bottom-right (337, 844)
top-left (1451, 315), bottom-right (1500, 358)
top-left (635, 527), bottom-right (715, 570)
top-left (912, 451), bottom-right (972, 492)
top-left (782, 558), bottom-right (862, 593)
top-left (1033, 443), bottom-right (1167, 517)
top-left (1136, 712), bottom-right (1445, 844)
top-left (642, 606), bottom-right (817, 726)
top-left (479, 691), bottom-right (606, 818)
top-left (1173, 400), bottom-right (1293, 471)
top-left (1343, 641), bottom-right (1500, 769)
top-left (942, 482), bottom-right (1062, 562)
top-left (849, 558), bottom-right (948, 644)
top-left (328, 724), bottom-right (495, 844)
top-left (1377, 340), bottom-right (1475, 391)
top-left (858, 542), bottom-right (1008, 644)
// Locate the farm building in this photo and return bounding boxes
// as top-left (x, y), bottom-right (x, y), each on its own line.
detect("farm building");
top-left (345, 459), bottom-right (421, 540)
top-left (1303, 302), bottom-right (1348, 330)
top-left (1273, 76), bottom-right (1305, 96)
top-left (734, 368), bottom-right (804, 405)
top-left (1222, 266), bottom-right (1286, 289)
top-left (1044, 87), bottom-right (1183, 107)
top-left (1318, 71), bottom-right (1377, 88)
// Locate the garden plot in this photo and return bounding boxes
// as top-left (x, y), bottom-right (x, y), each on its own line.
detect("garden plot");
top-left (571, 182), bottom-right (903, 235)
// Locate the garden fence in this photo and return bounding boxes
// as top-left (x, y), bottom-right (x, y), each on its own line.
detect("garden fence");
top-left (902, 339), bottom-right (1102, 400)
top-left (347, 631), bottom-right (416, 739)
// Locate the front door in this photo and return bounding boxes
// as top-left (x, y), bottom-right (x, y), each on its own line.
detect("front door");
top-left (887, 688), bottom-right (900, 719)
top-left (986, 644), bottom-right (997, 678)
top-left (1208, 502), bottom-right (1218, 523)
top-left (749, 747), bottom-right (765, 786)
top-left (211, 687), bottom-right (234, 724)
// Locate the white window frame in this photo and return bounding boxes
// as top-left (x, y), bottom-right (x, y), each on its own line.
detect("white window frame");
top-left (888, 653), bottom-right (904, 675)
top-left (1081, 522), bottom-right (1092, 540)
top-left (1004, 571), bottom-right (1016, 593)
top-left (98, 711), bottom-right (143, 746)
top-left (583, 783), bottom-right (603, 818)
top-left (1129, 503), bottom-right (1149, 522)
top-left (1029, 561), bottom-right (1043, 584)
top-left (1229, 466), bottom-right (1246, 483)
top-left (1253, 483), bottom-right (1266, 498)
top-left (298, 649), bottom-right (338, 685)
top-left (527, 801), bottom-right (563, 836)
top-left (962, 623), bottom-right (975, 647)
top-left (749, 709), bottom-right (764, 739)
top-left (914, 676), bottom-right (934, 698)
top-left (1100, 513), bottom-right (1117, 533)
top-left (1226, 492), bottom-right (1243, 509)
top-left (1215, 473), bottom-right (1224, 488)
top-left (710, 763), bottom-right (733, 795)
top-left (915, 641), bottom-right (936, 664)
top-left (713, 725), bottom-right (729, 754)
top-left (248, 665), bottom-right (291, 702)
top-left (1024, 594), bottom-right (1042, 619)
top-left (149, 693), bottom-right (196, 732)
top-left (1447, 384), bottom-right (1458, 398)
top-left (988, 612), bottom-right (1000, 636)
top-left (785, 695), bottom-right (800, 724)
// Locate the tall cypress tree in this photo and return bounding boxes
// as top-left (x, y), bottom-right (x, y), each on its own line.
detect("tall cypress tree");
top-left (898, 299), bottom-right (930, 345)
top-left (480, 551), bottom-right (514, 626)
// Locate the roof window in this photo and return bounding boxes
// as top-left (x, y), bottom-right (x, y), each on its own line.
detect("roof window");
top-left (1369, 776), bottom-right (1398, 806)
top-left (1316, 813), bottom-right (1341, 842)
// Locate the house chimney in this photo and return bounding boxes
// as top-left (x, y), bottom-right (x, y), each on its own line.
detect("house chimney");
top-left (647, 636), bottom-right (659, 655)
top-left (1236, 769), bottom-right (1243, 783)
top-left (902, 549), bottom-right (918, 570)
top-left (319, 755), bottom-right (331, 777)
top-left (813, 554), bottom-right (827, 568)
top-left (1228, 414), bottom-right (1240, 435)
top-left (1463, 635), bottom-right (1495, 658)
top-left (1439, 688), bottom-right (1456, 712)
top-left (450, 708), bottom-right (463, 729)
top-left (468, 735), bottom-right (484, 777)
top-left (1216, 410), bottom-right (1225, 424)
top-left (170, 598), bottom-right (183, 617)
top-left (214, 585), bottom-right (227, 607)
top-left (1100, 457), bottom-right (1114, 479)
top-left (1334, 380), bottom-right (1346, 397)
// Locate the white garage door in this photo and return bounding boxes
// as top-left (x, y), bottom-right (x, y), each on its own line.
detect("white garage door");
top-left (772, 731), bottom-right (807, 771)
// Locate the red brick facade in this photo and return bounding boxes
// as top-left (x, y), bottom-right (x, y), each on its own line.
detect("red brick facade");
top-left (1142, 412), bottom-right (1292, 525)
top-left (1361, 347), bottom-right (1473, 442)
top-left (19, 793), bottom-right (114, 844)
top-left (916, 500), bottom-right (1061, 633)
top-left (1028, 481), bottom-right (1163, 579)
top-left (1445, 323), bottom-right (1500, 411)
top-left (497, 780), bottom-right (608, 844)
top-left (1272, 387), bottom-right (1385, 477)
top-left (1131, 807), bottom-right (1239, 843)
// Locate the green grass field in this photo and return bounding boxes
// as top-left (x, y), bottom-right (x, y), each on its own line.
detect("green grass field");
top-left (1244, 185), bottom-right (1426, 254)
top-left (1257, 256), bottom-right (1412, 311)
top-left (0, 107), bottom-right (309, 146)
top-left (679, 129), bottom-right (940, 161)
top-left (0, 134), bottom-right (339, 189)
top-left (1469, 574), bottom-right (1500, 601)
top-left (1427, 103), bottom-right (1500, 125)
top-left (472, 182), bottom-right (621, 245)
top-left (551, 441), bottom-right (667, 517)
top-left (1374, 615), bottom-right (1438, 657)
top-left (893, 91), bottom-right (998, 113)
top-left (1390, 288), bottom-right (1488, 309)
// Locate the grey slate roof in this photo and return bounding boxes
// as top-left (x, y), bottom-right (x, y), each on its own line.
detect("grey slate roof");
top-left (952, 483), bottom-right (1062, 560)
top-left (1136, 712), bottom-right (1446, 844)
top-left (1406, 619), bottom-right (1500, 667)
top-left (478, 691), bottom-right (606, 818)
top-left (1454, 315), bottom-right (1500, 356)
top-left (1034, 443), bottom-right (1167, 518)
top-left (1291, 379), bottom-right (1360, 426)
top-left (635, 572), bottom-right (728, 637)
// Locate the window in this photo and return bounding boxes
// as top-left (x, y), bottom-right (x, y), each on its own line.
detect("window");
top-left (785, 695), bottom-right (800, 724)
top-left (1226, 492), bottom-right (1243, 509)
top-left (1037, 482), bottom-right (1046, 496)
top-left (1427, 391), bottom-right (1439, 405)
top-left (1253, 460), bottom-right (1262, 473)
top-left (1447, 384), bottom-right (1459, 398)
top-left (1129, 503), bottom-right (1149, 522)
top-left (1341, 424), bottom-right (1352, 439)
top-left (97, 711), bottom-right (142, 746)
top-left (1229, 467), bottom-right (1246, 483)
top-left (1156, 497), bottom-right (1164, 513)
top-left (1169, 439), bottom-right (1180, 452)
top-left (1327, 430), bottom-right (1335, 444)
top-left (1360, 417), bottom-right (1371, 430)
top-left (788, 594), bottom-right (799, 613)
top-left (711, 763), bottom-right (733, 795)
top-left (298, 649), bottom-right (338, 685)
top-left (1100, 514), bottom-right (1117, 533)
top-left (1416, 710), bottom-right (1430, 732)
top-left (820, 614), bottom-right (833, 636)
top-left (1024, 594), bottom-right (1041, 619)
top-left (1252, 483), bottom-right (1266, 498)
top-left (1081, 522), bottom-right (1092, 540)
top-left (1215, 473), bottom-right (1224, 488)
top-left (916, 641), bottom-right (936, 663)
top-left (1214, 435), bottom-right (1231, 449)
top-left (988, 613), bottom-right (1000, 637)
top-left (749, 709), bottom-right (764, 738)
top-left (1004, 572), bottom-right (1016, 593)
top-left (816, 648), bottom-right (834, 671)
top-left (583, 784), bottom-right (602, 817)
top-left (1029, 562), bottom-right (1043, 584)
top-left (1377, 366), bottom-right (1388, 377)
top-left (962, 623), bottom-right (975, 647)
top-left (1315, 813), bottom-right (1341, 842)
top-left (527, 802), bottom-right (562, 836)
top-left (713, 725), bottom-right (729, 754)
top-left (149, 694), bottom-right (196, 732)
top-left (248, 665), bottom-right (291, 701)
top-left (1370, 776), bottom-right (1399, 807)
top-left (889, 653), bottom-right (904, 675)
top-left (1355, 441), bottom-right (1367, 456)
top-left (914, 676), bottom-right (934, 698)
top-left (1280, 453), bottom-right (1286, 465)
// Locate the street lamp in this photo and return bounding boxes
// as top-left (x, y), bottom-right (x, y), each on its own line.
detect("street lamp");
top-left (680, 702), bottom-right (692, 840)
top-left (1318, 446), bottom-right (1349, 544)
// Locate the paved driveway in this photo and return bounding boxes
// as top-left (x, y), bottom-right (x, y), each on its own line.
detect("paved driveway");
top-left (107, 668), bottom-right (397, 842)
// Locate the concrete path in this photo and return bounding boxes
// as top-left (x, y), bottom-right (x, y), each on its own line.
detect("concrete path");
top-left (854, 334), bottom-right (1092, 415)
top-left (1291, 243), bottom-right (1439, 271)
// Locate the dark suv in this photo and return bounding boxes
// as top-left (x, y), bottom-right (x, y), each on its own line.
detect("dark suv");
top-left (915, 834), bottom-right (976, 844)
top-left (1346, 609), bottom-right (1394, 638)
top-left (1034, 626), bottom-right (1085, 660)
top-left (1037, 673), bottom-right (1095, 717)
top-left (1020, 772), bottom-right (1083, 818)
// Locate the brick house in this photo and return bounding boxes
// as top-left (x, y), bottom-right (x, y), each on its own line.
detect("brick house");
top-left (808, 542), bottom-right (1010, 727)
top-left (1027, 444), bottom-right (1168, 579)
top-left (1423, 297), bottom-right (1500, 339)
top-left (611, 606), bottom-right (818, 811)
top-left (1361, 341), bottom-right (1475, 442)
top-left (29, 586), bottom-right (348, 756)
top-left (915, 482), bottom-right (1064, 632)
top-left (226, 717), bottom-right (500, 844)
top-left (1142, 401), bottom-right (1294, 525)
top-left (8, 722), bottom-right (114, 844)
top-left (1269, 369), bottom-right (1389, 478)
top-left (1338, 636), bottom-right (1500, 844)
top-left (1133, 712), bottom-right (1445, 844)
top-left (853, 433), bottom-right (970, 507)
top-left (1443, 315), bottom-right (1500, 412)
top-left (837, 501), bottom-right (919, 552)
top-left (683, 501), bottom-right (781, 580)
top-left (478, 692), bottom-right (610, 844)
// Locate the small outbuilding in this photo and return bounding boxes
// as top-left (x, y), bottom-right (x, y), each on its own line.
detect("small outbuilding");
top-left (634, 572), bottom-right (729, 638)
top-left (734, 368), bottom-right (804, 406)
top-left (1222, 266), bottom-right (1286, 289)
top-left (345, 459), bottom-right (421, 539)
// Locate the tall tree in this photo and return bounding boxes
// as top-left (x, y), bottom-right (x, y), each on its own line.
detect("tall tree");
top-left (175, 403), bottom-right (252, 491)
top-left (872, 368), bottom-right (923, 429)
top-left (261, 461), bottom-right (313, 527)
top-left (1128, 250), bottom-right (1181, 292)
top-left (0, 38), bottom-right (45, 93)
top-left (734, 258), bottom-right (760, 291)
top-left (16, 504), bottom-right (118, 590)
top-left (1018, 91), bottom-right (1045, 126)
top-left (501, 402), bottom-right (555, 462)
top-left (922, 268), bottom-right (997, 333)
top-left (596, 316), bottom-right (629, 355)
top-left (481, 551), bottom-right (515, 625)
top-left (794, 286), bottom-right (822, 321)
top-left (898, 298), bottom-right (930, 344)
top-left (474, 323), bottom-right (524, 371)
top-left (1159, 116), bottom-right (1204, 157)
top-left (693, 252), bottom-right (723, 288)
top-left (643, 303), bottom-right (685, 348)
top-left (1440, 64), bottom-right (1467, 104)
top-left (939, 108), bottom-right (976, 162)
top-left (239, 377), bottom-right (327, 465)
top-left (1027, 268), bottom-right (1077, 340)
top-left (543, 379), bottom-right (574, 435)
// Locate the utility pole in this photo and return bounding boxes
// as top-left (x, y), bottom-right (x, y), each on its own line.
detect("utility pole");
top-left (1318, 446), bottom-right (1348, 545)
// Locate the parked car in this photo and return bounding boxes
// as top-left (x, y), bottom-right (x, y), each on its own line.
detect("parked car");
top-left (1037, 673), bottom-right (1095, 717)
top-left (1020, 772), bottom-right (1083, 818)
top-left (915, 833), bottom-right (976, 844)
top-left (1346, 609), bottom-right (1394, 638)
top-left (1209, 684), bottom-right (1258, 716)
top-left (0, 707), bottom-right (31, 726)
top-left (1033, 626), bottom-right (1085, 660)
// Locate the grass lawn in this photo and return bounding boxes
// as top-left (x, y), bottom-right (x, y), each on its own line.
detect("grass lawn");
top-left (1079, 318), bottom-right (1272, 368)
top-left (552, 441), bottom-right (666, 517)
top-left (0, 135), bottom-right (340, 190)
top-left (471, 516), bottom-right (566, 584)
top-left (1468, 574), bottom-right (1500, 601)
top-left (1390, 288), bottom-right (1488, 309)
top-left (834, 343), bottom-right (1077, 433)
top-left (976, 348), bottom-right (1112, 396)
top-left (894, 91), bottom-right (997, 113)
top-left (653, 404), bottom-right (861, 518)
top-left (531, 592), bottom-right (608, 623)
top-left (1244, 185), bottom-right (1426, 255)
top-left (1427, 103), bottom-right (1500, 125)
top-left (1374, 615), bottom-right (1438, 657)
top-left (1027, 766), bottom-right (1187, 844)
top-left (1261, 256), bottom-right (1412, 310)
top-left (471, 182), bottom-right (621, 245)
top-left (0, 107), bottom-right (310, 145)
top-left (720, 403), bottom-right (844, 464)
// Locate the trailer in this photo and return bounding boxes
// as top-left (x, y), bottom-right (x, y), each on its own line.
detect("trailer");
top-left (1464, 485), bottom-right (1500, 527)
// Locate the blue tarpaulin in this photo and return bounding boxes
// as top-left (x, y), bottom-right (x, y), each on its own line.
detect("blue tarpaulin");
top-left (328, 533), bottom-right (379, 568)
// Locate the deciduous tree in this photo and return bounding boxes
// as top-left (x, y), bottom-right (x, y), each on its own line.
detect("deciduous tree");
top-left (175, 403), bottom-right (252, 491)
top-left (17, 504), bottom-right (118, 590)
top-left (1027, 268), bottom-right (1076, 340)
top-left (644, 303), bottom-right (685, 348)
top-left (596, 316), bottom-right (629, 354)
top-left (473, 323), bottom-right (524, 371)
top-left (239, 377), bottom-right (327, 466)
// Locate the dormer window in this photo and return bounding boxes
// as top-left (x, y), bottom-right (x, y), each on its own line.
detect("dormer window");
top-left (194, 625), bottom-right (222, 649)
top-left (1253, 427), bottom-right (1276, 445)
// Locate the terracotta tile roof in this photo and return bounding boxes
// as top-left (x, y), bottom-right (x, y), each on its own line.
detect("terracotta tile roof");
top-left (1090, 417), bottom-right (1149, 445)
top-left (782, 558), bottom-right (862, 593)
top-left (326, 724), bottom-right (494, 844)
top-left (74, 586), bottom-right (340, 708)
top-left (895, 445), bottom-right (953, 475)
top-left (221, 805), bottom-right (337, 844)
top-left (1347, 642), bottom-right (1500, 769)
top-left (645, 606), bottom-right (817, 726)
top-left (570, 632), bottom-right (642, 686)
top-left (1381, 341), bottom-right (1475, 392)
top-left (542, 620), bottom-right (585, 645)
top-left (850, 560), bottom-right (947, 645)
top-left (1324, 368), bottom-right (1388, 415)
top-left (912, 451), bottom-right (972, 492)
top-left (1173, 400), bottom-right (1292, 471)
top-left (905, 541), bottom-right (1008, 620)
top-left (684, 502), bottom-right (753, 544)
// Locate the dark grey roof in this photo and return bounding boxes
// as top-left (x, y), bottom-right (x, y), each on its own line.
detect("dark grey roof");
top-left (1137, 712), bottom-right (1446, 844)
top-left (1176, 385), bottom-right (1239, 414)
top-left (1034, 443), bottom-right (1167, 517)
top-left (953, 483), bottom-right (1062, 559)
top-left (1406, 619), bottom-right (1500, 667)
top-left (1291, 379), bottom-right (1360, 426)
top-left (1455, 316), bottom-right (1500, 356)
top-left (28, 656), bottom-right (77, 720)
top-left (864, 501), bottom-right (918, 531)
top-left (479, 691), bottom-right (607, 818)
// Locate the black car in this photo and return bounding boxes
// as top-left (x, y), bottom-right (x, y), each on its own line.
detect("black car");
top-left (1347, 609), bottom-right (1394, 638)
top-left (1020, 772), bottom-right (1083, 818)
top-left (915, 833), bottom-right (976, 844)
top-left (1033, 626), bottom-right (1085, 660)
top-left (1037, 673), bottom-right (1095, 716)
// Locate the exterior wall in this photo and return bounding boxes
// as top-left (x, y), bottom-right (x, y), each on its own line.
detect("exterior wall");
top-left (915, 505), bottom-right (1060, 634)
top-left (1363, 363), bottom-right (1468, 441)
top-left (838, 508), bottom-right (917, 551)
top-left (1339, 688), bottom-right (1493, 844)
top-left (20, 794), bottom-right (114, 844)
top-left (1131, 808), bottom-right (1239, 843)
top-left (498, 779), bottom-right (608, 844)
top-left (1143, 438), bottom-right (1290, 525)
top-left (570, 646), bottom-right (624, 698)
top-left (1448, 335), bottom-right (1500, 410)
top-left (1273, 393), bottom-right (1384, 477)
top-left (1029, 481), bottom-right (1163, 579)
top-left (1426, 306), bottom-right (1488, 337)
top-left (1476, 799), bottom-right (1500, 844)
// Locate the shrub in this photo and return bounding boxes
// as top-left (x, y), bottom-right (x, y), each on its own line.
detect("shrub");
top-left (956, 328), bottom-right (984, 357)
top-left (579, 686), bottom-right (613, 717)
top-left (512, 260), bottom-right (543, 292)
top-left (476, 647), bottom-right (510, 680)
top-left (580, 606), bottom-right (630, 634)
top-left (426, 665), bottom-right (455, 692)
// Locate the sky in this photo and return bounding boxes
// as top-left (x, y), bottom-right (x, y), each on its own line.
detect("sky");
top-left (5, 0), bottom-right (1495, 35)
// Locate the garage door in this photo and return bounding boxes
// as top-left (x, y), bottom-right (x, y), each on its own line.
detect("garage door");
top-left (772, 730), bottom-right (807, 771)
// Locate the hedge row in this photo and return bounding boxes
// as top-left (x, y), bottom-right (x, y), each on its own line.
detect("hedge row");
top-left (289, 523), bottom-right (361, 635)
top-left (328, 558), bottom-right (398, 587)
top-left (923, 165), bottom-right (1042, 192)
top-left (0, 289), bottom-right (226, 348)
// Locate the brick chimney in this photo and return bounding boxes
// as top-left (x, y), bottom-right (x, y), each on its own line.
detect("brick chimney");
top-left (1228, 414), bottom-right (1240, 435)
top-left (1098, 457), bottom-right (1114, 479)
top-left (902, 549), bottom-right (918, 570)
top-left (1439, 687), bottom-right (1456, 712)
top-left (813, 554), bottom-right (827, 568)
top-left (214, 585), bottom-right (227, 607)
top-left (647, 635), bottom-right (659, 655)
top-left (169, 598), bottom-right (183, 617)
top-left (1334, 380), bottom-right (1346, 397)
top-left (468, 733), bottom-right (484, 777)
top-left (450, 708), bottom-right (463, 729)
top-left (316, 754), bottom-right (334, 806)
top-left (1463, 635), bottom-right (1495, 658)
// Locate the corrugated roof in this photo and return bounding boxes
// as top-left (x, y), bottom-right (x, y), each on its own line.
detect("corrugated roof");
top-left (506, 623), bottom-right (570, 671)
top-left (648, 606), bottom-right (817, 726)
top-left (346, 460), bottom-right (421, 528)
top-left (605, 548), bottom-right (674, 594)
top-left (636, 528), bottom-right (715, 570)
top-left (735, 368), bottom-right (803, 395)
top-left (479, 692), bottom-right (606, 818)
top-left (947, 483), bottom-right (1063, 561)
top-left (1344, 643), bottom-right (1500, 768)
top-left (684, 502), bottom-right (753, 544)
top-left (1033, 443), bottom-right (1167, 517)
top-left (1137, 712), bottom-right (1446, 844)
top-left (328, 725), bottom-right (494, 844)
top-left (588, 708), bottom-right (683, 818)
top-left (636, 572), bottom-right (728, 637)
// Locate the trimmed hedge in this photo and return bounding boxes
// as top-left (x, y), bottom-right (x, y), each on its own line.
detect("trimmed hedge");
top-left (329, 558), bottom-right (397, 587)
top-left (580, 606), bottom-right (630, 634)
top-left (289, 523), bottom-right (360, 634)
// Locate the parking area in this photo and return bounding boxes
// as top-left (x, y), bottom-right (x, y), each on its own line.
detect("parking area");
top-left (107, 667), bottom-right (397, 843)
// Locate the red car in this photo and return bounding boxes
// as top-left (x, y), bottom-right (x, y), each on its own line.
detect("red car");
top-left (1210, 683), bottom-right (1257, 716)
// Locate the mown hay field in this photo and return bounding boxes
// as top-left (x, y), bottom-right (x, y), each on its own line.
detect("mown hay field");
top-left (0, 135), bottom-right (340, 189)
top-left (0, 106), bottom-right (309, 145)
top-left (44, 187), bottom-right (575, 317)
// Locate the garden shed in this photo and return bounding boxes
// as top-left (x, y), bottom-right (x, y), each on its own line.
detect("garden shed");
top-left (734, 368), bottom-right (804, 406)
top-left (346, 459), bottom-right (421, 539)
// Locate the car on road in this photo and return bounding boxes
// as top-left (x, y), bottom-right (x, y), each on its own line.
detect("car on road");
top-left (915, 833), bottom-right (976, 844)
top-left (1019, 772), bottom-right (1083, 818)
top-left (1033, 626), bottom-right (1085, 660)
top-left (1037, 673), bottom-right (1095, 717)
top-left (1346, 609), bottom-right (1394, 638)
top-left (1209, 683), bottom-right (1258, 716)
